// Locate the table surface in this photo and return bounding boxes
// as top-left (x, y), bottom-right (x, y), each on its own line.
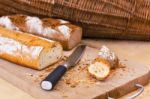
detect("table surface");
top-left (0, 39), bottom-right (150, 99)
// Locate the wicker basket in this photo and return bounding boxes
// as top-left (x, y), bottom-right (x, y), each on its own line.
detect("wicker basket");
top-left (0, 0), bottom-right (54, 16)
top-left (0, 0), bottom-right (150, 40)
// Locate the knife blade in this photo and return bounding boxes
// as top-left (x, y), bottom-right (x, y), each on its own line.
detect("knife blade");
top-left (41, 45), bottom-right (86, 90)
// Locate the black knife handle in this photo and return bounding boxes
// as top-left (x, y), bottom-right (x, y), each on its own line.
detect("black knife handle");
top-left (41, 65), bottom-right (67, 90)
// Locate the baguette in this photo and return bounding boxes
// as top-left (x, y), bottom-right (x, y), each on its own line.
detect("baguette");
top-left (88, 46), bottom-right (119, 80)
top-left (0, 15), bottom-right (82, 50)
top-left (0, 27), bottom-right (63, 70)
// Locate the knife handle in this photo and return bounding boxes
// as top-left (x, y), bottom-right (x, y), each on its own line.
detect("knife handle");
top-left (41, 65), bottom-right (67, 90)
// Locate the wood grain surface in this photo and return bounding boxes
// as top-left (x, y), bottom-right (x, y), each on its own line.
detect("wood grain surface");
top-left (0, 39), bottom-right (150, 99)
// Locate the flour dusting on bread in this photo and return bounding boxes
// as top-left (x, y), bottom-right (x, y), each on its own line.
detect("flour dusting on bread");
top-left (0, 16), bottom-right (19, 31)
top-left (0, 36), bottom-right (43, 59)
top-left (57, 25), bottom-right (71, 39)
top-left (26, 16), bottom-right (43, 34)
top-left (99, 45), bottom-right (118, 68)
top-left (58, 19), bottom-right (69, 24)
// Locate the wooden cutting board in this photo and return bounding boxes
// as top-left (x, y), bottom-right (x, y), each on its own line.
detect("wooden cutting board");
top-left (0, 46), bottom-right (149, 99)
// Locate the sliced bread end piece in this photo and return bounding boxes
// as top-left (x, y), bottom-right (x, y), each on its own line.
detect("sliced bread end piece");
top-left (39, 43), bottom-right (63, 70)
top-left (88, 58), bottom-right (110, 80)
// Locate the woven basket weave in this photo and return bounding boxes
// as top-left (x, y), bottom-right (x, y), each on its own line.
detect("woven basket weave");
top-left (0, 0), bottom-right (150, 40)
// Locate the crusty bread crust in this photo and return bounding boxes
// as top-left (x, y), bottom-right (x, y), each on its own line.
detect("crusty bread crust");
top-left (0, 27), bottom-right (63, 70)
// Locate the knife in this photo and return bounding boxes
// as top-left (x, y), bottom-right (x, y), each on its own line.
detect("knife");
top-left (41, 45), bottom-right (86, 90)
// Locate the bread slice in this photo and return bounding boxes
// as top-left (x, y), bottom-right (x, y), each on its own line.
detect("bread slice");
top-left (88, 58), bottom-right (110, 80)
top-left (0, 27), bottom-right (63, 70)
top-left (0, 15), bottom-right (82, 50)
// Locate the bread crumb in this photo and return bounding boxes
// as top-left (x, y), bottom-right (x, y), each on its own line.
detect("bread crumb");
top-left (25, 73), bottom-right (33, 77)
top-left (119, 63), bottom-right (126, 68)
